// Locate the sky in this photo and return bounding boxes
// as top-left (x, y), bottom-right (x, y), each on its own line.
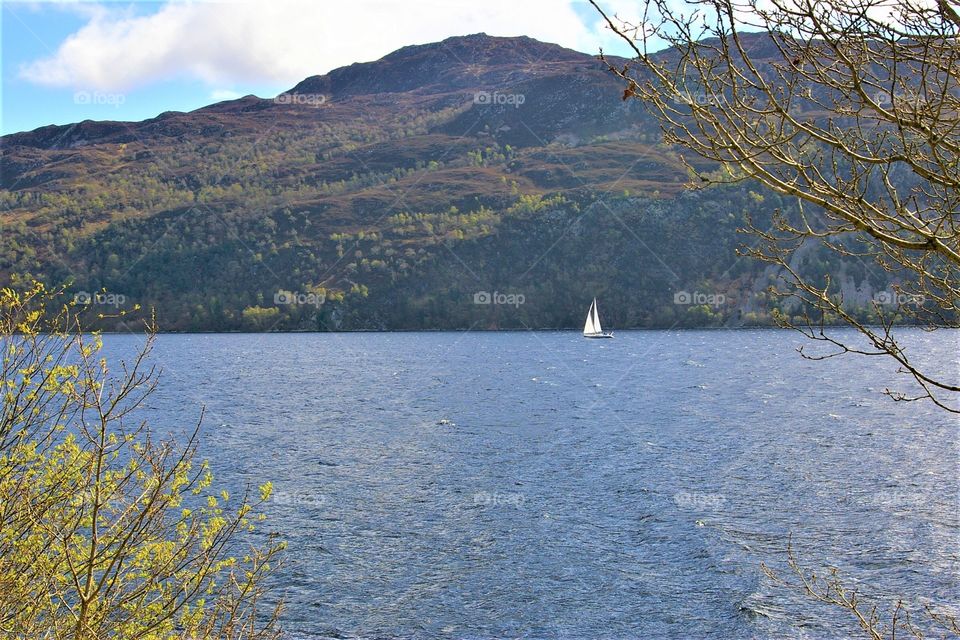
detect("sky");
top-left (1, 0), bottom-right (645, 135)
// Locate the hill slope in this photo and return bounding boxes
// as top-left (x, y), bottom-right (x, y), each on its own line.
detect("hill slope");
top-left (0, 33), bottom-right (895, 331)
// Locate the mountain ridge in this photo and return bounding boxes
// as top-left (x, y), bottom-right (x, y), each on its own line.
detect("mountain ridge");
top-left (4, 33), bottom-right (619, 147)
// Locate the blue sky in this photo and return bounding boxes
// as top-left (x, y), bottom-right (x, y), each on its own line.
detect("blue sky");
top-left (2, 0), bottom-right (641, 135)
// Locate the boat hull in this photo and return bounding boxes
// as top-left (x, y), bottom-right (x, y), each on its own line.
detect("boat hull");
top-left (584, 333), bottom-right (614, 339)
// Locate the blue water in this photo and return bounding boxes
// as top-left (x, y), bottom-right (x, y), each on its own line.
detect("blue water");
top-left (101, 329), bottom-right (960, 639)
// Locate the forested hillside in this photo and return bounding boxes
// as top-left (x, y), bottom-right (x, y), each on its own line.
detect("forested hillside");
top-left (0, 33), bottom-right (907, 331)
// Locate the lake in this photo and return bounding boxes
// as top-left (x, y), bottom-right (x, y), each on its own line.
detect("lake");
top-left (100, 329), bottom-right (959, 639)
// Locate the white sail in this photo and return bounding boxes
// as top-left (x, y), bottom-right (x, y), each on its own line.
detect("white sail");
top-left (583, 298), bottom-right (602, 335)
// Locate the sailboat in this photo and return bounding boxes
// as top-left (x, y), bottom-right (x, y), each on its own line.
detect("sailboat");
top-left (583, 298), bottom-right (614, 339)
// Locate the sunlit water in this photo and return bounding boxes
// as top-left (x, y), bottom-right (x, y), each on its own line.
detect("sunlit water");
top-left (100, 329), bottom-right (960, 639)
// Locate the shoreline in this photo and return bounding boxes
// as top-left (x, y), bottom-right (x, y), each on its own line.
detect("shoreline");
top-left (83, 325), bottom-right (956, 336)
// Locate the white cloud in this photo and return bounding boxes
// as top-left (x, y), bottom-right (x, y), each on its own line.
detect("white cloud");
top-left (19, 0), bottom-right (634, 92)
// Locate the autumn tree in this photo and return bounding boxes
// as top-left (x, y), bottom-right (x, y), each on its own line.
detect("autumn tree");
top-left (591, 0), bottom-right (960, 411)
top-left (0, 282), bottom-right (284, 639)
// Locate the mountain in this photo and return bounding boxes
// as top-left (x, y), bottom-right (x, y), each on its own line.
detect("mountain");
top-left (0, 33), bottom-right (894, 331)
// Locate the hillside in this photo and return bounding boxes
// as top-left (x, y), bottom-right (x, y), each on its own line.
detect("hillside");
top-left (0, 33), bottom-right (898, 331)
